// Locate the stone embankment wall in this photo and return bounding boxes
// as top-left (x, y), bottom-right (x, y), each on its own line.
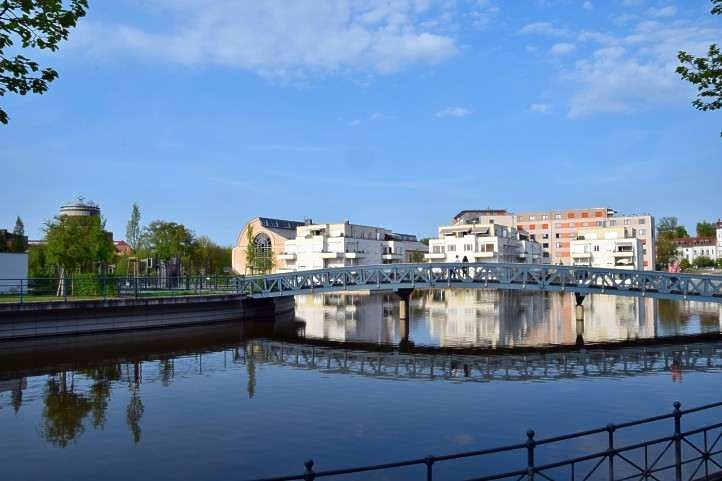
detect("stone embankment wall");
top-left (0, 295), bottom-right (294, 341)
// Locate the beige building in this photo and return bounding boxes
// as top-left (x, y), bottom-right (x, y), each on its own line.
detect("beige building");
top-left (453, 208), bottom-right (655, 270)
top-left (570, 227), bottom-right (644, 270)
top-left (231, 217), bottom-right (306, 274)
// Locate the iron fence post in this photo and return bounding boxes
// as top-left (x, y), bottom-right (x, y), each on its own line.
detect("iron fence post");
top-left (527, 430), bottom-right (536, 481)
top-left (19, 278), bottom-right (23, 304)
top-left (303, 459), bottom-right (315, 481)
top-left (134, 276), bottom-right (139, 299)
top-left (607, 424), bottom-right (616, 481)
top-left (674, 401), bottom-right (682, 481)
top-left (425, 455), bottom-right (435, 481)
top-left (64, 275), bottom-right (68, 302)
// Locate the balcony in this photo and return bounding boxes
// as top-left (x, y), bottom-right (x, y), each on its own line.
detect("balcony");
top-left (320, 251), bottom-right (340, 259)
top-left (572, 252), bottom-right (591, 258)
top-left (613, 251), bottom-right (634, 257)
top-left (425, 253), bottom-right (446, 260)
top-left (278, 253), bottom-right (297, 261)
top-left (474, 251), bottom-right (495, 258)
top-left (381, 253), bottom-right (403, 260)
top-left (344, 252), bottom-right (363, 259)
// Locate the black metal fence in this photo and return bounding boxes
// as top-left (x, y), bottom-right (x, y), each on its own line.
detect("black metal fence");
top-left (245, 401), bottom-right (722, 481)
top-left (0, 275), bottom-right (242, 303)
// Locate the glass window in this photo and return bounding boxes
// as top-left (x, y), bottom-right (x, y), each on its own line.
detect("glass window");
top-left (638, 218), bottom-right (646, 224)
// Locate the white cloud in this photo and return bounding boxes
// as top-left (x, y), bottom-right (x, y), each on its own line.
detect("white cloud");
top-left (436, 106), bottom-right (473, 118)
top-left (550, 42), bottom-right (576, 55)
top-left (647, 5), bottom-right (678, 18)
top-left (349, 119), bottom-right (362, 127)
top-left (565, 20), bottom-right (721, 117)
top-left (74, 0), bottom-right (461, 79)
top-left (519, 21), bottom-right (569, 37)
top-left (582, 2), bottom-right (594, 11)
top-left (530, 103), bottom-right (552, 113)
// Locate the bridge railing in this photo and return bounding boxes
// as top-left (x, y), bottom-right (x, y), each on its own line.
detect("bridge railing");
top-left (236, 263), bottom-right (722, 302)
top-left (245, 400), bottom-right (722, 481)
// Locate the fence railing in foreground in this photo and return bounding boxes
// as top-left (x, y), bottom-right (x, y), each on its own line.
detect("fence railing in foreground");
top-left (0, 275), bottom-right (242, 303)
top-left (245, 401), bottom-right (722, 481)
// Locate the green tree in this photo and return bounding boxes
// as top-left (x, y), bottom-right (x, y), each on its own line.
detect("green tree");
top-left (656, 217), bottom-right (688, 267)
top-left (676, 0), bottom-right (722, 136)
top-left (139, 220), bottom-right (195, 269)
top-left (409, 251), bottom-right (425, 263)
top-left (657, 217), bottom-right (688, 239)
top-left (125, 203), bottom-right (141, 252)
top-left (9, 216), bottom-right (26, 252)
top-left (44, 215), bottom-right (114, 274)
top-left (679, 258), bottom-right (691, 270)
top-left (192, 235), bottom-right (231, 275)
top-left (697, 221), bottom-right (716, 237)
top-left (244, 226), bottom-right (257, 274)
top-left (694, 256), bottom-right (716, 268)
top-left (0, 0), bottom-right (88, 124)
top-left (244, 226), bottom-right (275, 274)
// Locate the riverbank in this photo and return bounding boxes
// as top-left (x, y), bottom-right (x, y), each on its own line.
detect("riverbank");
top-left (0, 294), bottom-right (294, 341)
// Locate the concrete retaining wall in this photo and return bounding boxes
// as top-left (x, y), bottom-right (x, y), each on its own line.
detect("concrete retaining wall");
top-left (0, 294), bottom-right (295, 341)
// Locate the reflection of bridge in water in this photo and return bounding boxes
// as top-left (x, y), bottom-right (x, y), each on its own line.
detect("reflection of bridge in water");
top-left (243, 338), bottom-right (722, 382)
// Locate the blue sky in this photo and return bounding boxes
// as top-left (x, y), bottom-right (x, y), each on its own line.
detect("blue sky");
top-left (1, 0), bottom-right (720, 244)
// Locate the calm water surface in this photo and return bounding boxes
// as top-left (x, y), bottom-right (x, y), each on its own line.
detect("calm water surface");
top-left (1, 290), bottom-right (722, 481)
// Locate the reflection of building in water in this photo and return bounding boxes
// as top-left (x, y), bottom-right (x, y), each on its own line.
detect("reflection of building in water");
top-left (293, 290), bottom-right (720, 349)
top-left (423, 289), bottom-right (554, 348)
top-left (295, 293), bottom-right (397, 344)
top-left (420, 290), bottom-right (658, 347)
top-left (582, 295), bottom-right (656, 342)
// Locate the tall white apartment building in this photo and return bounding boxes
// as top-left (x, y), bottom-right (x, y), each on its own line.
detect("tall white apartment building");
top-left (279, 221), bottom-right (427, 272)
top-left (570, 227), bottom-right (644, 270)
top-left (424, 222), bottom-right (542, 264)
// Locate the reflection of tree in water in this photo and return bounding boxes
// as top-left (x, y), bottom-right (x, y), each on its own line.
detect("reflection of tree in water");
top-left (81, 365), bottom-right (121, 429)
top-left (126, 362), bottom-right (144, 444)
top-left (11, 384), bottom-right (22, 414)
top-left (246, 348), bottom-right (256, 399)
top-left (657, 300), bottom-right (683, 334)
top-left (158, 359), bottom-right (174, 387)
top-left (40, 372), bottom-right (92, 448)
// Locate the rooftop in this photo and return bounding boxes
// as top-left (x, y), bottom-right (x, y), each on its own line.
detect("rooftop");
top-left (674, 237), bottom-right (716, 247)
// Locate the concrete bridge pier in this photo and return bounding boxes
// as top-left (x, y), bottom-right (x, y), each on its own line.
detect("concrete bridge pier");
top-left (395, 288), bottom-right (415, 321)
top-left (574, 293), bottom-right (586, 348)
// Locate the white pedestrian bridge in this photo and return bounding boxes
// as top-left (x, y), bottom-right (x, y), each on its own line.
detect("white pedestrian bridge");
top-left (236, 262), bottom-right (722, 303)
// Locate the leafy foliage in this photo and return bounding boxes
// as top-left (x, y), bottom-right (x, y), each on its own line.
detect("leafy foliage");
top-left (125, 203), bottom-right (141, 252)
top-left (44, 214), bottom-right (114, 273)
top-left (693, 256), bottom-right (716, 268)
top-left (0, 0), bottom-right (88, 124)
top-left (138, 220), bottom-right (194, 265)
top-left (676, 0), bottom-right (722, 136)
top-left (696, 220), bottom-right (716, 237)
top-left (656, 216), bottom-right (688, 268)
top-left (10, 216), bottom-right (26, 251)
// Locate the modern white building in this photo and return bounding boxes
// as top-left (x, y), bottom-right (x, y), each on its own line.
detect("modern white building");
top-left (570, 227), bottom-right (643, 270)
top-left (424, 222), bottom-right (542, 264)
top-left (278, 221), bottom-right (427, 272)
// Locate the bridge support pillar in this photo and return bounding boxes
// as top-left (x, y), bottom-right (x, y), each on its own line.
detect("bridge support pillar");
top-left (395, 288), bottom-right (414, 321)
top-left (575, 292), bottom-right (586, 307)
top-left (575, 306), bottom-right (585, 348)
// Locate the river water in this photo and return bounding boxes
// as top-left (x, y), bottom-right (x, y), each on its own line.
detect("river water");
top-left (1, 290), bottom-right (722, 481)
